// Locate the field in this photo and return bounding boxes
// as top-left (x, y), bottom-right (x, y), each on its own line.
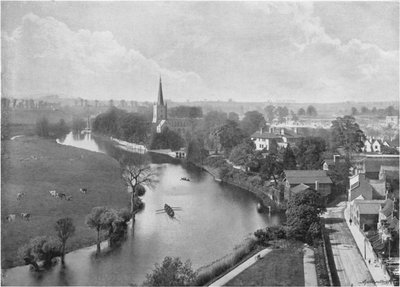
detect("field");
top-left (226, 241), bottom-right (305, 286)
top-left (1, 135), bottom-right (129, 268)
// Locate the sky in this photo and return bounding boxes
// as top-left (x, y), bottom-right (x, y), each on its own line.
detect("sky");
top-left (1, 1), bottom-right (399, 103)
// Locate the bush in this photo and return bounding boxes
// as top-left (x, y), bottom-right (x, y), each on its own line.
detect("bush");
top-left (143, 257), bottom-right (197, 286)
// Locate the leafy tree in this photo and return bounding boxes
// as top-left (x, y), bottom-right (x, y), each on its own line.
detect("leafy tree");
top-left (143, 256), bottom-right (197, 286)
top-left (36, 117), bottom-right (50, 137)
top-left (306, 105), bottom-right (318, 117)
top-left (297, 108), bottom-right (306, 116)
top-left (283, 144), bottom-right (297, 169)
top-left (50, 119), bottom-right (70, 138)
top-left (276, 106), bottom-right (289, 123)
top-left (295, 137), bottom-right (326, 170)
top-left (361, 106), bottom-right (369, 114)
top-left (229, 139), bottom-right (256, 168)
top-left (203, 111), bottom-right (227, 132)
top-left (228, 112), bottom-right (240, 122)
top-left (286, 189), bottom-right (325, 243)
top-left (169, 106), bottom-right (203, 118)
top-left (71, 117), bottom-right (86, 133)
top-left (264, 105), bottom-right (275, 123)
top-left (100, 209), bottom-right (121, 247)
top-left (187, 136), bottom-right (208, 164)
top-left (290, 110), bottom-right (299, 122)
top-left (120, 156), bottom-right (155, 224)
top-left (351, 107), bottom-right (358, 116)
top-left (385, 105), bottom-right (397, 116)
top-left (327, 160), bottom-right (351, 194)
top-left (150, 128), bottom-right (184, 150)
top-left (85, 206), bottom-right (108, 254)
top-left (240, 111), bottom-right (266, 136)
top-left (55, 218), bottom-right (75, 264)
top-left (218, 120), bottom-right (246, 154)
top-left (259, 154), bottom-right (283, 184)
top-left (18, 236), bottom-right (62, 270)
top-left (330, 116), bottom-right (366, 158)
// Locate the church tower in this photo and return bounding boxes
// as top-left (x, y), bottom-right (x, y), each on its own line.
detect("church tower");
top-left (152, 77), bottom-right (168, 124)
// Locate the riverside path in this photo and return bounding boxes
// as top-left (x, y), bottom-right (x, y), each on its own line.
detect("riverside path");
top-left (323, 201), bottom-right (375, 286)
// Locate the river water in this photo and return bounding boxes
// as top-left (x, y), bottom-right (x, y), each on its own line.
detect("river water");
top-left (3, 132), bottom-right (283, 286)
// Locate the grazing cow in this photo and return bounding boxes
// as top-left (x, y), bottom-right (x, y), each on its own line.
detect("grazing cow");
top-left (20, 213), bottom-right (30, 221)
top-left (80, 188), bottom-right (88, 194)
top-left (58, 193), bottom-right (66, 199)
top-left (49, 190), bottom-right (58, 197)
top-left (66, 195), bottom-right (72, 201)
top-left (17, 192), bottom-right (26, 200)
top-left (6, 214), bottom-right (16, 222)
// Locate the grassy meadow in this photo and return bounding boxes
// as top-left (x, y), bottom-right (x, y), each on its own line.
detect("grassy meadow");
top-left (1, 135), bottom-right (129, 268)
top-left (226, 240), bottom-right (305, 286)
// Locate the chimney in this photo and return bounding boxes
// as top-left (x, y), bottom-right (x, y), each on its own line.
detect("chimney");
top-left (315, 181), bottom-right (319, 191)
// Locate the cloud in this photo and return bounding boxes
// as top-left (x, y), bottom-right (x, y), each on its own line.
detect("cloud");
top-left (2, 13), bottom-right (207, 101)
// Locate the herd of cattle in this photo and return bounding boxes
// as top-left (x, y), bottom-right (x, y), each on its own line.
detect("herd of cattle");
top-left (5, 188), bottom-right (89, 223)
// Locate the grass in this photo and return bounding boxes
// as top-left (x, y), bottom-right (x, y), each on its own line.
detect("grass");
top-left (195, 237), bottom-right (258, 286)
top-left (1, 135), bottom-right (129, 268)
top-left (225, 240), bottom-right (305, 286)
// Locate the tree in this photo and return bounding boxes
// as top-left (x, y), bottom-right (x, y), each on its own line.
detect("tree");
top-left (290, 110), bottom-right (299, 122)
top-left (295, 137), bottom-right (326, 170)
top-left (143, 256), bottom-right (197, 286)
top-left (229, 139), bottom-right (256, 168)
top-left (361, 106), bottom-right (369, 114)
top-left (150, 128), bottom-right (184, 150)
top-left (203, 111), bottom-right (227, 132)
top-left (276, 106), bottom-right (289, 123)
top-left (330, 116), bottom-right (366, 159)
top-left (259, 154), bottom-right (283, 184)
top-left (297, 108), bottom-right (306, 116)
top-left (283, 144), bottom-right (297, 169)
top-left (351, 107), bottom-right (358, 116)
top-left (240, 111), bottom-right (266, 136)
top-left (120, 156), bottom-right (155, 224)
top-left (327, 160), bottom-right (351, 194)
top-left (228, 112), bottom-right (240, 122)
top-left (306, 105), bottom-right (318, 117)
top-left (18, 236), bottom-right (62, 270)
top-left (186, 136), bottom-right (208, 164)
top-left (264, 105), bottom-right (275, 123)
top-left (381, 145), bottom-right (399, 155)
top-left (36, 117), bottom-right (49, 137)
top-left (86, 206), bottom-right (108, 254)
top-left (218, 120), bottom-right (246, 154)
top-left (55, 218), bottom-right (75, 264)
top-left (286, 189), bottom-right (326, 243)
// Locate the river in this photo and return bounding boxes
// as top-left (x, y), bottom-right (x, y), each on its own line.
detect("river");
top-left (3, 132), bottom-right (283, 286)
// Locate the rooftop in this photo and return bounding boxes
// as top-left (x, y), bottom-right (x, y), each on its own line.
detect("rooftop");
top-left (284, 170), bottom-right (332, 184)
top-left (354, 200), bottom-right (385, 214)
top-left (365, 158), bottom-right (399, 173)
top-left (290, 183), bottom-right (311, 194)
top-left (251, 131), bottom-right (282, 140)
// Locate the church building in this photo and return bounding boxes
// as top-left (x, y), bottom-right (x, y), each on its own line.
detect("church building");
top-left (152, 78), bottom-right (196, 135)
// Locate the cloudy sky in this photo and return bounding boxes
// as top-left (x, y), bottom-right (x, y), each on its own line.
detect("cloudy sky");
top-left (1, 1), bottom-right (399, 102)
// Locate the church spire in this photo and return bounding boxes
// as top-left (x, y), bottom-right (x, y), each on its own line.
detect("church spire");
top-left (158, 77), bottom-right (164, 106)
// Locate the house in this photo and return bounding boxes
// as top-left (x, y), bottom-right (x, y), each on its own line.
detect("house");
top-left (385, 116), bottom-right (399, 127)
top-left (364, 139), bottom-right (373, 153)
top-left (251, 131), bottom-right (282, 151)
top-left (351, 199), bottom-right (386, 231)
top-left (364, 158), bottom-right (399, 180)
top-left (321, 155), bottom-right (343, 171)
top-left (372, 139), bottom-right (383, 153)
top-left (348, 173), bottom-right (386, 201)
top-left (283, 170), bottom-right (332, 202)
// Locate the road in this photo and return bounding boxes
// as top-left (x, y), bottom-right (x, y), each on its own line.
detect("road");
top-left (323, 201), bottom-right (375, 286)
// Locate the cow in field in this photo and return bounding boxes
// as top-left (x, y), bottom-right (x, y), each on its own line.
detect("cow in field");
top-left (20, 213), bottom-right (30, 221)
top-left (80, 188), bottom-right (88, 194)
top-left (66, 195), bottom-right (72, 201)
top-left (6, 214), bottom-right (16, 222)
top-left (58, 193), bottom-right (66, 199)
top-left (17, 192), bottom-right (26, 200)
top-left (49, 190), bottom-right (58, 197)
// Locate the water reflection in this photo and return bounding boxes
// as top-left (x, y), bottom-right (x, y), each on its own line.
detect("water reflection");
top-left (4, 132), bottom-right (283, 286)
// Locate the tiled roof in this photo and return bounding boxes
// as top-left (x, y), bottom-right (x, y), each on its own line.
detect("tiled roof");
top-left (284, 170), bottom-right (332, 184)
top-left (251, 131), bottom-right (282, 139)
top-left (380, 199), bottom-right (394, 217)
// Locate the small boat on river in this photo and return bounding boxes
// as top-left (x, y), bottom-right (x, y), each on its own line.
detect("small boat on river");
top-left (181, 177), bottom-right (190, 181)
top-left (156, 204), bottom-right (182, 218)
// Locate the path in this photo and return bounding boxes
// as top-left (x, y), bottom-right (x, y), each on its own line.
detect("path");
top-left (303, 245), bottom-right (318, 286)
top-left (209, 248), bottom-right (272, 286)
top-left (323, 201), bottom-right (375, 286)
top-left (344, 203), bottom-right (392, 286)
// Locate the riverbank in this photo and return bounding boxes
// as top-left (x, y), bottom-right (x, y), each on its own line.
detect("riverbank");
top-left (190, 161), bottom-right (282, 212)
top-left (1, 135), bottom-right (129, 268)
